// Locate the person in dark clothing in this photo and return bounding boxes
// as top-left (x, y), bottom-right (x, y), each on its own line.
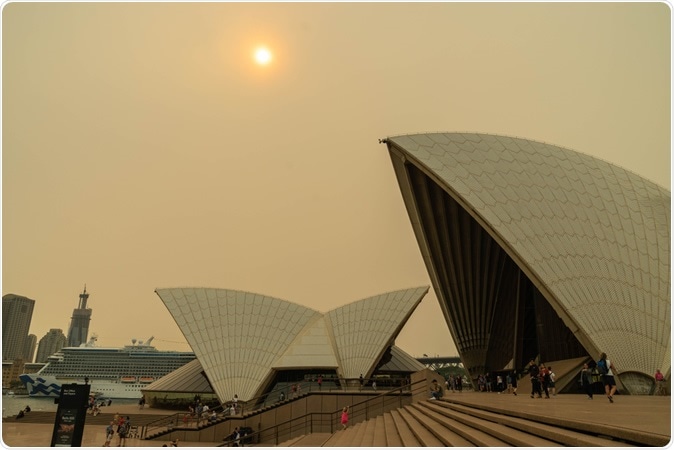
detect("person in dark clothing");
top-left (528, 360), bottom-right (542, 398)
top-left (579, 363), bottom-right (594, 399)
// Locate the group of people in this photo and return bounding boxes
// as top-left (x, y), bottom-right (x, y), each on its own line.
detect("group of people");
top-left (184, 400), bottom-right (218, 426)
top-left (527, 361), bottom-right (557, 399)
top-left (578, 352), bottom-right (618, 402)
top-left (444, 374), bottom-right (464, 393)
top-left (223, 426), bottom-right (250, 446)
top-left (104, 414), bottom-right (132, 447)
top-left (476, 372), bottom-right (516, 394)
top-left (87, 395), bottom-right (111, 416)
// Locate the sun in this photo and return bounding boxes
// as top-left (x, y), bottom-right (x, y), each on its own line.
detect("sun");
top-left (254, 47), bottom-right (272, 65)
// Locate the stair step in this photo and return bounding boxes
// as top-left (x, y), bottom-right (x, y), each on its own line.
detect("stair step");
top-left (412, 402), bottom-right (509, 446)
top-left (372, 415), bottom-right (387, 447)
top-left (288, 433), bottom-right (332, 447)
top-left (423, 401), bottom-right (561, 447)
top-left (442, 401), bottom-right (634, 447)
top-left (398, 407), bottom-right (444, 446)
top-left (383, 412), bottom-right (402, 447)
top-left (406, 403), bottom-right (476, 446)
top-left (339, 420), bottom-right (364, 447)
top-left (359, 417), bottom-right (376, 446)
top-left (389, 409), bottom-right (421, 446)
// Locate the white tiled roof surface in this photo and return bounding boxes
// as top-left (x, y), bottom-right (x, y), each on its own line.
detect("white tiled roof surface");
top-left (142, 359), bottom-right (213, 394)
top-left (155, 286), bottom-right (428, 401)
top-left (388, 133), bottom-right (670, 378)
top-left (326, 286), bottom-right (429, 379)
top-left (155, 288), bottom-right (321, 401)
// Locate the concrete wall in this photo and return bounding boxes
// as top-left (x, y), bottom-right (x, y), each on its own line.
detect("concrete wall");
top-left (410, 368), bottom-right (438, 403)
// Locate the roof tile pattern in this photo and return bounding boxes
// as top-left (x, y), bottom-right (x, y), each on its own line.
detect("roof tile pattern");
top-left (155, 288), bottom-right (321, 402)
top-left (326, 286), bottom-right (429, 379)
top-left (387, 133), bottom-right (670, 379)
top-left (156, 286), bottom-right (428, 401)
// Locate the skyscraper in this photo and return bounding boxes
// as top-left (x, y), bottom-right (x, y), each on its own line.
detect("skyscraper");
top-left (36, 329), bottom-right (67, 363)
top-left (66, 286), bottom-right (92, 348)
top-left (2, 294), bottom-right (35, 361)
top-left (24, 334), bottom-right (37, 363)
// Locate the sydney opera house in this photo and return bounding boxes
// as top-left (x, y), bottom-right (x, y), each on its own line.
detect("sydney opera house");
top-left (382, 132), bottom-right (670, 394)
top-left (153, 287), bottom-right (428, 402)
top-left (150, 133), bottom-right (668, 401)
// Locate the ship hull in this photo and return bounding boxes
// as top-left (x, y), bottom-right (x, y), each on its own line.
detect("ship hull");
top-left (20, 374), bottom-right (148, 399)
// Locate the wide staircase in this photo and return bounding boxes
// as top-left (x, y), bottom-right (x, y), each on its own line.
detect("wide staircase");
top-left (282, 396), bottom-right (668, 447)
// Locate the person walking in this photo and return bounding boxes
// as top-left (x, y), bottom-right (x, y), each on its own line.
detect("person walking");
top-left (598, 352), bottom-right (618, 402)
top-left (579, 363), bottom-right (594, 399)
top-left (539, 365), bottom-right (551, 399)
top-left (528, 360), bottom-right (542, 398)
top-left (104, 421), bottom-right (115, 447)
top-left (548, 367), bottom-right (557, 396)
top-left (340, 406), bottom-right (349, 430)
top-left (510, 370), bottom-right (518, 396)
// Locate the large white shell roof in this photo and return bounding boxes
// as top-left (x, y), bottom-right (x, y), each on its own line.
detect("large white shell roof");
top-left (387, 132), bottom-right (670, 378)
top-left (155, 286), bottom-right (428, 401)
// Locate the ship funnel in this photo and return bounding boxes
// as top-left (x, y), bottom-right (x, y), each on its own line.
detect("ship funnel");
top-left (146, 336), bottom-right (155, 345)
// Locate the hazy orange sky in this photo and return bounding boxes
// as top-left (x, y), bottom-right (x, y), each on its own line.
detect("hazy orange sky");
top-left (2, 2), bottom-right (670, 358)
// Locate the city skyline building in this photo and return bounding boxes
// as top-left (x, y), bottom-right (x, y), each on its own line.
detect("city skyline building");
top-left (66, 286), bottom-right (92, 348)
top-left (36, 328), bottom-right (68, 363)
top-left (2, 294), bottom-right (35, 361)
top-left (24, 334), bottom-right (37, 364)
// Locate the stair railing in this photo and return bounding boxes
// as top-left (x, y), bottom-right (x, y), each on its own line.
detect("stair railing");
top-left (218, 378), bottom-right (427, 446)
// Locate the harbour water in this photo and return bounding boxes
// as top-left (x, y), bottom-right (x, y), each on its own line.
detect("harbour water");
top-left (1, 394), bottom-right (138, 418)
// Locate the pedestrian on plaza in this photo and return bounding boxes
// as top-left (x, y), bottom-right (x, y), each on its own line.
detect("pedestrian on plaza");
top-left (655, 369), bottom-right (666, 395)
top-left (104, 421), bottom-right (114, 446)
top-left (539, 365), bottom-right (551, 399)
top-left (579, 363), bottom-right (594, 399)
top-left (528, 360), bottom-right (542, 398)
top-left (548, 367), bottom-right (557, 396)
top-left (598, 352), bottom-right (618, 403)
top-left (510, 370), bottom-right (518, 396)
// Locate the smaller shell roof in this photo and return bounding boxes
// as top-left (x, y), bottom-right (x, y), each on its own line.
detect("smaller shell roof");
top-left (378, 345), bottom-right (426, 373)
top-left (156, 286), bottom-right (429, 402)
top-left (142, 359), bottom-right (213, 394)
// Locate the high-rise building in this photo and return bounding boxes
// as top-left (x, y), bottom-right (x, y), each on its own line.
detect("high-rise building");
top-left (36, 329), bottom-right (67, 363)
top-left (24, 334), bottom-right (37, 363)
top-left (2, 294), bottom-right (35, 361)
top-left (66, 286), bottom-right (92, 348)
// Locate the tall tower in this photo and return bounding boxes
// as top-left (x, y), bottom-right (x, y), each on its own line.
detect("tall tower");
top-left (2, 294), bottom-right (35, 361)
top-left (66, 286), bottom-right (92, 347)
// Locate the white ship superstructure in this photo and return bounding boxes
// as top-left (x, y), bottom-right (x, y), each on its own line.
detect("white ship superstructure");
top-left (20, 336), bottom-right (195, 398)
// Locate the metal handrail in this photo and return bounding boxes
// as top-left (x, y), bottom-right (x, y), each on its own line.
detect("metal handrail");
top-left (142, 376), bottom-right (419, 440)
top-left (218, 379), bottom-right (428, 446)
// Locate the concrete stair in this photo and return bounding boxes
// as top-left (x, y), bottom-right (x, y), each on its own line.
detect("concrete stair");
top-left (293, 398), bottom-right (642, 447)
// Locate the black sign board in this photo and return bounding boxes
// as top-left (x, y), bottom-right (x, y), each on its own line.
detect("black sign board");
top-left (50, 383), bottom-right (90, 447)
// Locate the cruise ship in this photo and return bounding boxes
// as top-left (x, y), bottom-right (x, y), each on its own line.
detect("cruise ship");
top-left (20, 336), bottom-right (196, 399)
